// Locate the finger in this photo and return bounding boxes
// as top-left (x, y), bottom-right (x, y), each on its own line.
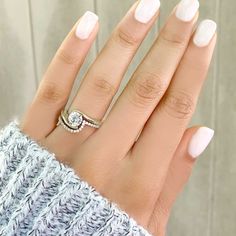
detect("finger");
top-left (132, 20), bottom-right (217, 189)
top-left (148, 126), bottom-right (214, 236)
top-left (70, 0), bottom-right (160, 121)
top-left (92, 0), bottom-right (199, 159)
top-left (21, 11), bottom-right (99, 140)
top-left (49, 0), bottom-right (160, 151)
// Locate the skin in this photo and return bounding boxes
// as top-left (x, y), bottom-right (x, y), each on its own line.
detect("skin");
top-left (20, 1), bottom-right (216, 235)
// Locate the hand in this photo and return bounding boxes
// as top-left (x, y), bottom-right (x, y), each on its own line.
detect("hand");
top-left (20, 0), bottom-right (216, 235)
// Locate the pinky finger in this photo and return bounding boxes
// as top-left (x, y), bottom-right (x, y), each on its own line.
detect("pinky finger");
top-left (148, 126), bottom-right (214, 236)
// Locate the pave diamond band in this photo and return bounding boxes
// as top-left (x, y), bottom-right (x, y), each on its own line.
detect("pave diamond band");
top-left (57, 109), bottom-right (101, 133)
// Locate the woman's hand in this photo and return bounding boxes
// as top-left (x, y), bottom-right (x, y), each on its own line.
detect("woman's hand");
top-left (20, 0), bottom-right (216, 235)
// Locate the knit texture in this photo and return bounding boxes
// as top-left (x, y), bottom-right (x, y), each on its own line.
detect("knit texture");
top-left (0, 121), bottom-right (152, 236)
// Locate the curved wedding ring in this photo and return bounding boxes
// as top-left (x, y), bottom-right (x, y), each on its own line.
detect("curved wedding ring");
top-left (57, 109), bottom-right (101, 133)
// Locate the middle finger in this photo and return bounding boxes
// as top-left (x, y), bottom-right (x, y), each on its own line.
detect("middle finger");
top-left (92, 0), bottom-right (199, 158)
top-left (48, 0), bottom-right (161, 154)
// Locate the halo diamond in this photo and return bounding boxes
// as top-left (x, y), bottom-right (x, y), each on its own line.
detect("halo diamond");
top-left (68, 111), bottom-right (83, 127)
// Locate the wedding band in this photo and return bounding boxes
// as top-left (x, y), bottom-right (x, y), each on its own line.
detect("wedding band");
top-left (57, 109), bottom-right (101, 133)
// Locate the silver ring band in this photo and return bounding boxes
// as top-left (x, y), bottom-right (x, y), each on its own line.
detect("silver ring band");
top-left (57, 109), bottom-right (101, 133)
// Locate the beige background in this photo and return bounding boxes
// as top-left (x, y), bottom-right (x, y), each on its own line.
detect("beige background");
top-left (0, 0), bottom-right (235, 235)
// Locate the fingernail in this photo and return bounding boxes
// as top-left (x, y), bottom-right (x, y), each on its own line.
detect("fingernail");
top-left (75, 11), bottom-right (98, 40)
top-left (135, 0), bottom-right (161, 24)
top-left (188, 127), bottom-right (214, 158)
top-left (193, 19), bottom-right (217, 47)
top-left (175, 0), bottom-right (199, 22)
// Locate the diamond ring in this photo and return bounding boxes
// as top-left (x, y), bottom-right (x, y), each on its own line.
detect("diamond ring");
top-left (57, 109), bottom-right (101, 133)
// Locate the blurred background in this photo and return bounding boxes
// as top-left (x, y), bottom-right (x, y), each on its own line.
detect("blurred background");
top-left (0, 0), bottom-right (235, 235)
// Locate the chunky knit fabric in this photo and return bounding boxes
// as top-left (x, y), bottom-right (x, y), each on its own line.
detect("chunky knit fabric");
top-left (0, 121), bottom-right (152, 236)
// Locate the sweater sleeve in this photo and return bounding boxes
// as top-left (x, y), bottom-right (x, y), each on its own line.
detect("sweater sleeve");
top-left (0, 120), bottom-right (152, 236)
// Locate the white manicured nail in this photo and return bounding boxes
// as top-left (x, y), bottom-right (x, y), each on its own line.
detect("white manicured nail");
top-left (75, 11), bottom-right (98, 40)
top-left (175, 0), bottom-right (199, 22)
top-left (135, 0), bottom-right (160, 24)
top-left (188, 127), bottom-right (214, 158)
top-left (193, 19), bottom-right (217, 47)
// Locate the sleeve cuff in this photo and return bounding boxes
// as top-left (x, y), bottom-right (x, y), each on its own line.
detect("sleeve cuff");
top-left (0, 121), bottom-right (152, 236)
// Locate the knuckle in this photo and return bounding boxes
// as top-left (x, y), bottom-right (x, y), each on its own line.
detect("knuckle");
top-left (155, 200), bottom-right (170, 222)
top-left (91, 75), bottom-right (116, 98)
top-left (159, 28), bottom-right (186, 49)
top-left (113, 26), bottom-right (139, 48)
top-left (37, 80), bottom-right (68, 105)
top-left (56, 48), bottom-right (80, 66)
top-left (162, 90), bottom-right (195, 119)
top-left (129, 72), bottom-right (166, 108)
top-left (156, 196), bottom-right (171, 218)
top-left (185, 54), bottom-right (210, 73)
top-left (148, 214), bottom-right (166, 236)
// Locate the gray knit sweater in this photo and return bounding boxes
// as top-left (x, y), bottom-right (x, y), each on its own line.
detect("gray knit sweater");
top-left (0, 120), bottom-right (152, 235)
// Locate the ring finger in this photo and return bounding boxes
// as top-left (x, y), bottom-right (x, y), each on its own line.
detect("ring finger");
top-left (48, 0), bottom-right (161, 155)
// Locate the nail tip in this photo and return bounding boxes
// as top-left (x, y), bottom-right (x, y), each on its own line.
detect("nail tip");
top-left (134, 0), bottom-right (160, 24)
top-left (75, 11), bottom-right (98, 40)
top-left (175, 0), bottom-right (199, 22)
top-left (202, 19), bottom-right (217, 29)
top-left (84, 11), bottom-right (99, 20)
top-left (188, 127), bottom-right (215, 159)
top-left (201, 126), bottom-right (215, 137)
top-left (193, 19), bottom-right (217, 47)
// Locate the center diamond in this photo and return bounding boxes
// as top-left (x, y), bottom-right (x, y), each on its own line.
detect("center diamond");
top-left (68, 111), bottom-right (83, 128)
